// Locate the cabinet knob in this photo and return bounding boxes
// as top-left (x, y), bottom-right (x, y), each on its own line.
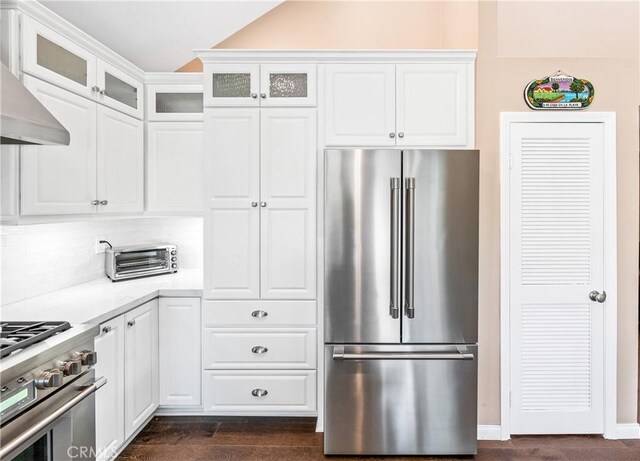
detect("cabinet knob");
top-left (251, 201), bottom-right (258, 207)
top-left (251, 346), bottom-right (268, 354)
top-left (100, 200), bottom-right (108, 206)
top-left (398, 132), bottom-right (405, 138)
top-left (389, 132), bottom-right (396, 138)
top-left (91, 86), bottom-right (100, 93)
top-left (251, 93), bottom-right (258, 99)
top-left (127, 319), bottom-right (136, 327)
top-left (251, 310), bottom-right (268, 318)
top-left (260, 201), bottom-right (267, 208)
top-left (260, 93), bottom-right (266, 99)
top-left (102, 326), bottom-right (112, 334)
top-left (251, 388), bottom-right (268, 397)
top-left (91, 200), bottom-right (99, 206)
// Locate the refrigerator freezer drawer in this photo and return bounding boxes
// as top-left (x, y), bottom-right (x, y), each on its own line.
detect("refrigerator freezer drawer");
top-left (324, 344), bottom-right (478, 455)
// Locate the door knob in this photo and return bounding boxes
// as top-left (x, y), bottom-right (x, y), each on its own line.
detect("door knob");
top-left (589, 290), bottom-right (607, 303)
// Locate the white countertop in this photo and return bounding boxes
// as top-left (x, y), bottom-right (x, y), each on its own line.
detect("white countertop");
top-left (0, 269), bottom-right (203, 326)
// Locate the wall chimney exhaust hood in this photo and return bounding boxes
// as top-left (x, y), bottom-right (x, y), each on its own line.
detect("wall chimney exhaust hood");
top-left (1, 62), bottom-right (70, 146)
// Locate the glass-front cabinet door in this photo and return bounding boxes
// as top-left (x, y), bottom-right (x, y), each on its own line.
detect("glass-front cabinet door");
top-left (21, 15), bottom-right (97, 99)
top-left (97, 60), bottom-right (144, 119)
top-left (147, 84), bottom-right (204, 121)
top-left (205, 64), bottom-right (259, 107)
top-left (260, 64), bottom-right (316, 107)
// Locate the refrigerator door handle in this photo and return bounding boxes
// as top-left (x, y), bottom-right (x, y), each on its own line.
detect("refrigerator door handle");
top-left (389, 178), bottom-right (401, 319)
top-left (332, 347), bottom-right (474, 361)
top-left (404, 177), bottom-right (416, 319)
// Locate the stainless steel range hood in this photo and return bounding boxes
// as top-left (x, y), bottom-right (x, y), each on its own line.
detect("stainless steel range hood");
top-left (0, 62), bottom-right (70, 145)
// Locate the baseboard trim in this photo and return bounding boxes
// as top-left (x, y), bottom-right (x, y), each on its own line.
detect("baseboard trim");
top-left (477, 425), bottom-right (503, 440)
top-left (616, 423), bottom-right (640, 439)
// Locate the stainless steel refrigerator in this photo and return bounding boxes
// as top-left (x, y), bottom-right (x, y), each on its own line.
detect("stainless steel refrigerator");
top-left (324, 149), bottom-right (479, 456)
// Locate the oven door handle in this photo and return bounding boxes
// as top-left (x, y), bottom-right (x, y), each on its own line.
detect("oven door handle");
top-left (0, 377), bottom-right (107, 460)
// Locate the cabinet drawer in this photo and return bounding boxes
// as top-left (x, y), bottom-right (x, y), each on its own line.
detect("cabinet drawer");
top-left (203, 328), bottom-right (316, 369)
top-left (203, 370), bottom-right (316, 413)
top-left (202, 300), bottom-right (316, 326)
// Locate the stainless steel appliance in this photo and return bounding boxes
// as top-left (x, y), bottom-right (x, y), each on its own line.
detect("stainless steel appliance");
top-left (0, 63), bottom-right (70, 146)
top-left (0, 322), bottom-right (103, 461)
top-left (104, 242), bottom-right (178, 281)
top-left (324, 149), bottom-right (479, 456)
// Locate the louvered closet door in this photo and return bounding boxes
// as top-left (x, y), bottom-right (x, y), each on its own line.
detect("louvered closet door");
top-left (509, 122), bottom-right (605, 434)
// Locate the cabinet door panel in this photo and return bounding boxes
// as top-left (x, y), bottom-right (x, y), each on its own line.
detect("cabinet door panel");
top-left (21, 76), bottom-right (97, 215)
top-left (95, 316), bottom-right (125, 461)
top-left (97, 60), bottom-right (144, 119)
top-left (124, 300), bottom-right (159, 439)
top-left (396, 64), bottom-right (472, 147)
top-left (204, 110), bottom-right (260, 299)
top-left (21, 16), bottom-right (97, 98)
top-left (96, 106), bottom-right (144, 213)
top-left (147, 122), bottom-right (203, 213)
top-left (260, 64), bottom-right (316, 107)
top-left (324, 64), bottom-right (395, 146)
top-left (205, 64), bottom-right (259, 107)
top-left (260, 110), bottom-right (316, 299)
top-left (159, 298), bottom-right (201, 406)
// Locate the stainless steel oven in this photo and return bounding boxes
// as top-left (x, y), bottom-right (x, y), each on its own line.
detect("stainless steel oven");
top-left (0, 324), bottom-right (103, 461)
top-left (1, 372), bottom-right (105, 461)
top-left (104, 243), bottom-right (178, 281)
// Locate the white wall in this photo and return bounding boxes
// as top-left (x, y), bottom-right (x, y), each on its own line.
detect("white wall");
top-left (0, 217), bottom-right (203, 305)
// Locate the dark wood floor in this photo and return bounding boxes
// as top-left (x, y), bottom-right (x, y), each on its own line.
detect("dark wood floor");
top-left (118, 330), bottom-right (640, 461)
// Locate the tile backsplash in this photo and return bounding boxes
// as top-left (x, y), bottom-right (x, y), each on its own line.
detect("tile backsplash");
top-left (0, 217), bottom-right (203, 305)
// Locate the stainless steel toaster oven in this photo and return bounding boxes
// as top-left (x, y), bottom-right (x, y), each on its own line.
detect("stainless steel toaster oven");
top-left (104, 243), bottom-right (178, 281)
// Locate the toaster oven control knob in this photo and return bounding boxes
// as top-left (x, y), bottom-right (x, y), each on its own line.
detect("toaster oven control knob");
top-left (77, 350), bottom-right (98, 366)
top-left (59, 359), bottom-right (82, 376)
top-left (36, 370), bottom-right (64, 389)
top-left (171, 250), bottom-right (176, 255)
top-left (171, 263), bottom-right (177, 269)
top-left (171, 257), bottom-right (177, 262)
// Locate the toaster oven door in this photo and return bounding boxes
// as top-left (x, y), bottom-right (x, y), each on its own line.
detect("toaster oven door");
top-left (114, 248), bottom-right (170, 279)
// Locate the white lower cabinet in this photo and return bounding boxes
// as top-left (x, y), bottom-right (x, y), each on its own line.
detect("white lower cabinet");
top-left (159, 297), bottom-right (201, 406)
top-left (203, 370), bottom-right (317, 413)
top-left (95, 316), bottom-right (125, 461)
top-left (124, 299), bottom-right (159, 439)
top-left (201, 300), bottom-right (317, 415)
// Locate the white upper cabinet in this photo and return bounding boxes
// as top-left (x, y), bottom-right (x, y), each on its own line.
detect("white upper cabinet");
top-left (147, 122), bottom-right (203, 213)
top-left (21, 16), bottom-right (144, 119)
top-left (260, 64), bottom-right (316, 107)
top-left (324, 61), bottom-right (474, 148)
top-left (205, 64), bottom-right (316, 108)
top-left (97, 60), bottom-right (144, 119)
top-left (21, 76), bottom-right (98, 215)
top-left (324, 64), bottom-right (396, 146)
top-left (204, 109), bottom-right (261, 299)
top-left (206, 64), bottom-right (260, 107)
top-left (146, 84), bottom-right (204, 121)
top-left (395, 64), bottom-right (473, 147)
top-left (21, 15), bottom-right (97, 99)
top-left (260, 109), bottom-right (316, 299)
top-left (96, 105), bottom-right (144, 213)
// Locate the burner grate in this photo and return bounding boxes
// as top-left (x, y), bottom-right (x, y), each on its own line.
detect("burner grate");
top-left (0, 321), bottom-right (71, 359)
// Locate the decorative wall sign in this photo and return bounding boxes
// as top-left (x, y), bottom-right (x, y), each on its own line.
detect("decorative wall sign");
top-left (524, 71), bottom-right (594, 110)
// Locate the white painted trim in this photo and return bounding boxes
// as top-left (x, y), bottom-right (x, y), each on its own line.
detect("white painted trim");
top-left (195, 49), bottom-right (477, 64)
top-left (615, 423), bottom-right (640, 439)
top-left (500, 112), bottom-right (618, 439)
top-left (477, 425), bottom-right (504, 441)
top-left (144, 72), bottom-right (203, 85)
top-left (2, 0), bottom-right (145, 80)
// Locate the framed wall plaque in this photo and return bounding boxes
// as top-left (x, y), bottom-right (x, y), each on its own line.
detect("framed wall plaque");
top-left (524, 71), bottom-right (594, 110)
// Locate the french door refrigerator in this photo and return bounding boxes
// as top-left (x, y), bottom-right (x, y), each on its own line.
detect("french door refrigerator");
top-left (324, 149), bottom-right (479, 455)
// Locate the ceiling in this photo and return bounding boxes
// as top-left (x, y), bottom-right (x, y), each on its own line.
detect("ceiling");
top-left (41, 0), bottom-right (283, 72)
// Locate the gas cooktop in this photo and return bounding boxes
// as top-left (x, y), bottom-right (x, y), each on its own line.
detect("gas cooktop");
top-left (0, 321), bottom-right (71, 359)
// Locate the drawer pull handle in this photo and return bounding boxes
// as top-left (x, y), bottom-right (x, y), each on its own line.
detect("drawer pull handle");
top-left (251, 388), bottom-right (268, 397)
top-left (251, 310), bottom-right (268, 318)
top-left (251, 346), bottom-right (268, 354)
